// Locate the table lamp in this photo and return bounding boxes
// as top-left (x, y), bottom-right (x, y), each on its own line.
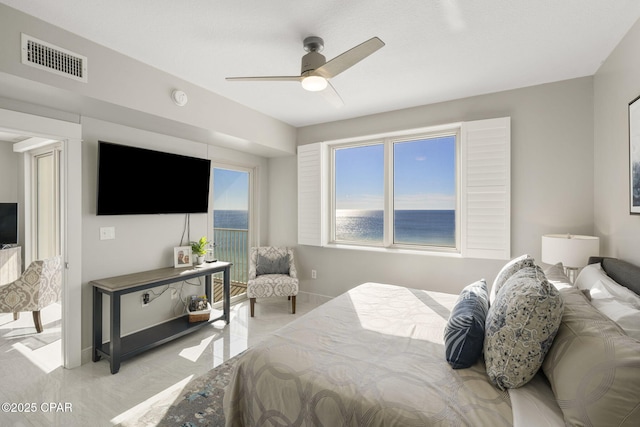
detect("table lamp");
top-left (541, 234), bottom-right (600, 283)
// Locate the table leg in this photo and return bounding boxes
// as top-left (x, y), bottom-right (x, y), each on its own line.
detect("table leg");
top-left (224, 266), bottom-right (230, 324)
top-left (109, 293), bottom-right (121, 374)
top-left (92, 287), bottom-right (102, 362)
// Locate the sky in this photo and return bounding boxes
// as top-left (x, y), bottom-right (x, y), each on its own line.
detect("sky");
top-left (213, 168), bottom-right (248, 210)
top-left (335, 136), bottom-right (456, 210)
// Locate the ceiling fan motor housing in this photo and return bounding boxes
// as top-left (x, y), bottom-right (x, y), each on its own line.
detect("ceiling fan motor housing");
top-left (301, 51), bottom-right (326, 75)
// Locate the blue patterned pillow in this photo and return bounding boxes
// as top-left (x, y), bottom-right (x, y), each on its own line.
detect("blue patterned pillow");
top-left (484, 266), bottom-right (564, 390)
top-left (444, 279), bottom-right (489, 369)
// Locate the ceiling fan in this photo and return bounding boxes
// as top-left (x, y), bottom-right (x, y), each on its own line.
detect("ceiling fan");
top-left (226, 36), bottom-right (385, 107)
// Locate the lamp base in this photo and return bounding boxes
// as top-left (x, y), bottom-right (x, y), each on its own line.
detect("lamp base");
top-left (564, 266), bottom-right (579, 284)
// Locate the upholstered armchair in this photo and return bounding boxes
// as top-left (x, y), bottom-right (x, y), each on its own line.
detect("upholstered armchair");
top-left (0, 256), bottom-right (62, 333)
top-left (247, 247), bottom-right (298, 317)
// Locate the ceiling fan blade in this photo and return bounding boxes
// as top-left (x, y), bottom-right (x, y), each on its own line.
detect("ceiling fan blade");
top-left (226, 76), bottom-right (301, 82)
top-left (314, 37), bottom-right (385, 79)
top-left (319, 81), bottom-right (344, 108)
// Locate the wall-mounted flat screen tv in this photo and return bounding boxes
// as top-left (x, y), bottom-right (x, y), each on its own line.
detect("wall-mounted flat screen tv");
top-left (97, 141), bottom-right (211, 215)
top-left (0, 202), bottom-right (18, 246)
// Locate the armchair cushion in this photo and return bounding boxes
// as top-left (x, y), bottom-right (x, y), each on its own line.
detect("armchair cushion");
top-left (247, 274), bottom-right (298, 298)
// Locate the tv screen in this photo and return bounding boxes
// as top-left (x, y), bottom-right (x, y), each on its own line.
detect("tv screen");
top-left (0, 203), bottom-right (18, 246)
top-left (97, 141), bottom-right (211, 215)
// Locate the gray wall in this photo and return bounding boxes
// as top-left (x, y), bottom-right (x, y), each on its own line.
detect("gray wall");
top-left (0, 141), bottom-right (18, 201)
top-left (594, 17), bottom-right (640, 266)
top-left (278, 77), bottom-right (595, 298)
top-left (81, 117), bottom-right (269, 349)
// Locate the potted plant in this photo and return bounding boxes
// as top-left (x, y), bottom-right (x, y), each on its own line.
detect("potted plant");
top-left (191, 236), bottom-right (208, 265)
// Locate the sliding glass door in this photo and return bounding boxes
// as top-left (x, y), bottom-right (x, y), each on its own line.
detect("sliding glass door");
top-left (212, 166), bottom-right (251, 302)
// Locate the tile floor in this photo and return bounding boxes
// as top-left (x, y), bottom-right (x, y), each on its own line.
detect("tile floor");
top-left (0, 297), bottom-right (322, 427)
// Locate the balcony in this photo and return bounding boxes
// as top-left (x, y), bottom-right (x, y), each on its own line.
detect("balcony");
top-left (212, 228), bottom-right (248, 302)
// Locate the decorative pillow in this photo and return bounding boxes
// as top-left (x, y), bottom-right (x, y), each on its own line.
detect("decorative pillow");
top-left (444, 279), bottom-right (489, 369)
top-left (484, 266), bottom-right (563, 390)
top-left (489, 254), bottom-right (536, 303)
top-left (256, 254), bottom-right (290, 276)
top-left (542, 287), bottom-right (640, 426)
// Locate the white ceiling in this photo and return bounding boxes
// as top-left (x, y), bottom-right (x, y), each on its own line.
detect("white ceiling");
top-left (3, 0), bottom-right (640, 128)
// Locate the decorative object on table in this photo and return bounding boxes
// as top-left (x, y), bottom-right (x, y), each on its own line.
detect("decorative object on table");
top-left (173, 246), bottom-right (192, 268)
top-left (187, 295), bottom-right (210, 323)
top-left (629, 94), bottom-right (640, 214)
top-left (190, 236), bottom-right (208, 265)
top-left (204, 241), bottom-right (217, 263)
top-left (541, 234), bottom-right (599, 283)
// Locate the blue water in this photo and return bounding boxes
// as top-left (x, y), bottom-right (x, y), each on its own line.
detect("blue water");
top-left (213, 209), bottom-right (455, 248)
top-left (336, 209), bottom-right (455, 247)
top-left (213, 210), bottom-right (248, 230)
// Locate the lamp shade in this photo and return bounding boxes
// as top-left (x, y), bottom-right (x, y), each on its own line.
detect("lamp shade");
top-left (541, 234), bottom-right (600, 268)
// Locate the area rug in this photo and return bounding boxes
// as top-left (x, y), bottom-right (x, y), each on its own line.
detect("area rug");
top-left (123, 354), bottom-right (241, 427)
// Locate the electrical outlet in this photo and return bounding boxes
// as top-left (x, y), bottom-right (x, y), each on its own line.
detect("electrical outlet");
top-left (171, 288), bottom-right (178, 300)
top-left (142, 292), bottom-right (150, 307)
top-left (311, 269), bottom-right (317, 279)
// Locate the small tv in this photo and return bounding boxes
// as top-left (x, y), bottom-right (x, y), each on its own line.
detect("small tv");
top-left (0, 202), bottom-right (18, 246)
top-left (97, 141), bottom-right (211, 215)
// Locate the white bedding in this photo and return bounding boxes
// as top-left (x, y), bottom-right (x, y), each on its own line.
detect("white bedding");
top-left (224, 282), bottom-right (564, 426)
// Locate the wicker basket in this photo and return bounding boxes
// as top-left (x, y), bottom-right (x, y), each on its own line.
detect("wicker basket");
top-left (187, 302), bottom-right (211, 323)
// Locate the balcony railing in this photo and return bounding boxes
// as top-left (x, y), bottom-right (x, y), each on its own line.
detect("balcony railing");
top-left (213, 227), bottom-right (248, 288)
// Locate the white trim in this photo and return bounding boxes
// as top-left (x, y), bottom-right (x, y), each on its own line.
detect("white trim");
top-left (1, 107), bottom-right (82, 369)
top-left (298, 117), bottom-right (511, 259)
top-left (460, 117), bottom-right (511, 260)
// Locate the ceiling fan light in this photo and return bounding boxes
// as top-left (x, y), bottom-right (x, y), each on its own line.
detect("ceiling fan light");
top-left (301, 75), bottom-right (327, 92)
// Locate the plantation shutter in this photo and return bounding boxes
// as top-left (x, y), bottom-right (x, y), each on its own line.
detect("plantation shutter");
top-left (460, 117), bottom-right (511, 260)
top-left (297, 142), bottom-right (327, 246)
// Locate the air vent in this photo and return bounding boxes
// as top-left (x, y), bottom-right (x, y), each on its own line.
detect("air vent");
top-left (21, 33), bottom-right (87, 82)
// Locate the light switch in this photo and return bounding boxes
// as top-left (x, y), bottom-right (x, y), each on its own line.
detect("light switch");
top-left (100, 226), bottom-right (115, 240)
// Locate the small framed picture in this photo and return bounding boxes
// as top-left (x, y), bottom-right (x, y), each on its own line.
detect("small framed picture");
top-left (174, 246), bottom-right (192, 268)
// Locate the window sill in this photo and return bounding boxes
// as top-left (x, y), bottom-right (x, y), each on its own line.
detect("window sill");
top-left (324, 243), bottom-right (463, 258)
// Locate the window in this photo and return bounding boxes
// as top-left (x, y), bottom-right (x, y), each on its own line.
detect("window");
top-left (298, 117), bottom-right (510, 260)
top-left (332, 133), bottom-right (457, 250)
top-left (393, 135), bottom-right (456, 247)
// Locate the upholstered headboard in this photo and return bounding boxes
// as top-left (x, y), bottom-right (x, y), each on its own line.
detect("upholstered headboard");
top-left (588, 257), bottom-right (640, 297)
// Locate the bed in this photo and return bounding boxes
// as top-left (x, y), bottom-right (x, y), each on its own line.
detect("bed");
top-left (223, 257), bottom-right (640, 426)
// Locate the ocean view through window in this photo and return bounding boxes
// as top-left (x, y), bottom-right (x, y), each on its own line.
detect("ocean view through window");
top-left (213, 168), bottom-right (250, 287)
top-left (333, 134), bottom-right (457, 248)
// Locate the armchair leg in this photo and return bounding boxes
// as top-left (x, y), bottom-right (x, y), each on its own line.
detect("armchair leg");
top-left (250, 298), bottom-right (256, 317)
top-left (13, 312), bottom-right (19, 321)
top-left (32, 311), bottom-right (43, 333)
top-left (291, 295), bottom-right (296, 314)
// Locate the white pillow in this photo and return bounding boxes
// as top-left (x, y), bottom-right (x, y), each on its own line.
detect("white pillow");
top-left (576, 263), bottom-right (640, 309)
top-left (575, 263), bottom-right (640, 340)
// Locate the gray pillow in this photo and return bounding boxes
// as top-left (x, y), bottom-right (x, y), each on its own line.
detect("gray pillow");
top-left (543, 287), bottom-right (640, 426)
top-left (484, 265), bottom-right (563, 390)
top-left (256, 253), bottom-right (290, 276)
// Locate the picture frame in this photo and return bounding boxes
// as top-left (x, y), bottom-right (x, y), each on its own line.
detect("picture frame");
top-left (630, 94), bottom-right (640, 214)
top-left (174, 246), bottom-right (192, 268)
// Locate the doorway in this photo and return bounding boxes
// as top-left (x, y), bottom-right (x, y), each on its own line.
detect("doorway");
top-left (0, 108), bottom-right (82, 369)
top-left (212, 167), bottom-right (251, 302)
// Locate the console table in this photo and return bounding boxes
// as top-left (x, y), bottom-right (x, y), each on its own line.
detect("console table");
top-left (91, 261), bottom-right (232, 374)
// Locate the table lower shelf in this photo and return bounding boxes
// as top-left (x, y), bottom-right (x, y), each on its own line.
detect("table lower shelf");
top-left (95, 312), bottom-right (224, 363)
